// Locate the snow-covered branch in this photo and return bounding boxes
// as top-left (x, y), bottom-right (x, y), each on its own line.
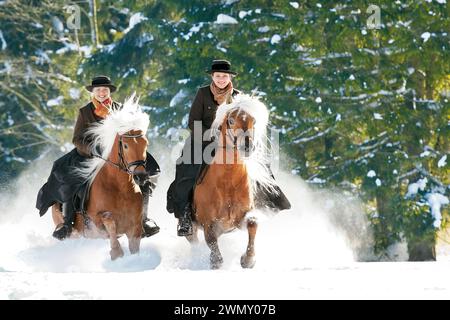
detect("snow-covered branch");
top-left (293, 127), bottom-right (333, 144)
top-left (414, 165), bottom-right (445, 189)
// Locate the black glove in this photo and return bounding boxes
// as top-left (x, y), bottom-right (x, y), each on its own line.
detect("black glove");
top-left (138, 178), bottom-right (157, 197)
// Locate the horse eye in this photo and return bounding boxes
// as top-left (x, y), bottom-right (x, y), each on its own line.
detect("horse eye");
top-left (228, 118), bottom-right (235, 126)
top-left (124, 144), bottom-right (128, 150)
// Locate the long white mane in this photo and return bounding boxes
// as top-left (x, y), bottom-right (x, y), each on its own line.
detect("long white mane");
top-left (210, 94), bottom-right (278, 196)
top-left (74, 93), bottom-right (150, 185)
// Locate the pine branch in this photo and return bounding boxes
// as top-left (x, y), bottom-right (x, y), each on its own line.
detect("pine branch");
top-left (0, 82), bottom-right (53, 127)
top-left (293, 127), bottom-right (333, 144)
top-left (414, 165), bottom-right (445, 189)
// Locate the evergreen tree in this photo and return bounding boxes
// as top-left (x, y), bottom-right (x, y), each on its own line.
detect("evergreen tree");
top-left (0, 0), bottom-right (448, 259)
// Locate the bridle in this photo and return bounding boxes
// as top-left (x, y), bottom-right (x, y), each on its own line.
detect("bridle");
top-left (218, 114), bottom-right (255, 155)
top-left (94, 132), bottom-right (147, 175)
top-left (219, 115), bottom-right (238, 150)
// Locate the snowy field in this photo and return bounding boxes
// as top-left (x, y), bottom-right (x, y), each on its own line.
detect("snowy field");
top-left (1, 152), bottom-right (449, 300)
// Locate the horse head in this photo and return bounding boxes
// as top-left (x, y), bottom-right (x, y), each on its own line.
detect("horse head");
top-left (213, 94), bottom-right (269, 161)
top-left (116, 129), bottom-right (148, 183)
top-left (221, 109), bottom-right (256, 159)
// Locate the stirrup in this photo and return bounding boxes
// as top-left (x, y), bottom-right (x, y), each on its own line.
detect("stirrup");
top-left (142, 220), bottom-right (160, 238)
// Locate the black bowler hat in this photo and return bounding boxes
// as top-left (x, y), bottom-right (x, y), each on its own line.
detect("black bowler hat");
top-left (85, 76), bottom-right (117, 93)
top-left (206, 59), bottom-right (237, 75)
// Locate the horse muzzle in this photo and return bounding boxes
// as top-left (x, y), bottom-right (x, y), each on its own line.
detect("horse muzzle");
top-left (127, 160), bottom-right (146, 175)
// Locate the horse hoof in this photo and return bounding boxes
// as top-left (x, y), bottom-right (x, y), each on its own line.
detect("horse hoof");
top-left (186, 235), bottom-right (199, 244)
top-left (210, 255), bottom-right (223, 269)
top-left (240, 254), bottom-right (256, 269)
top-left (211, 261), bottom-right (223, 269)
top-left (110, 247), bottom-right (124, 260)
top-left (129, 247), bottom-right (140, 255)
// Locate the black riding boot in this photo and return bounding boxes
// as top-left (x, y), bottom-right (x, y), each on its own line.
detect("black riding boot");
top-left (140, 180), bottom-right (160, 238)
top-left (177, 202), bottom-right (193, 237)
top-left (166, 181), bottom-right (175, 214)
top-left (52, 201), bottom-right (75, 240)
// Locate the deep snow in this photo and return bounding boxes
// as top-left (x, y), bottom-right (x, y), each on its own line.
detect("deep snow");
top-left (0, 148), bottom-right (449, 300)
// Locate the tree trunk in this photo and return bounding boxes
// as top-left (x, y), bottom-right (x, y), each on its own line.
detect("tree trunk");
top-left (324, 135), bottom-right (334, 161)
top-left (89, 0), bottom-right (99, 47)
top-left (74, 28), bottom-right (82, 57)
top-left (408, 238), bottom-right (436, 261)
top-left (375, 189), bottom-right (392, 250)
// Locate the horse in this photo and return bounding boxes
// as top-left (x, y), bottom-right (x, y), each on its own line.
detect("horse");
top-left (52, 96), bottom-right (151, 260)
top-left (190, 95), bottom-right (277, 269)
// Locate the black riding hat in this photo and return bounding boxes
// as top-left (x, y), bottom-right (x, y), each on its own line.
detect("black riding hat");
top-left (206, 60), bottom-right (237, 76)
top-left (85, 76), bottom-right (117, 93)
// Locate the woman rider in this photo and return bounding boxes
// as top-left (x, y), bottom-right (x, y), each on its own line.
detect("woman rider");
top-left (167, 60), bottom-right (291, 236)
top-left (36, 76), bottom-right (161, 240)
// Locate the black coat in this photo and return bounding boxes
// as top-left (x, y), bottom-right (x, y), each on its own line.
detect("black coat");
top-left (188, 85), bottom-right (241, 141)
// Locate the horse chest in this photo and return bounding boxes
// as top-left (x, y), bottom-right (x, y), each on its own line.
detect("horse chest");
top-left (222, 199), bottom-right (250, 219)
top-left (90, 183), bottom-right (141, 212)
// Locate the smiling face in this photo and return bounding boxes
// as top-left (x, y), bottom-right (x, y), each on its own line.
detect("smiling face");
top-left (93, 86), bottom-right (111, 102)
top-left (212, 72), bottom-right (232, 89)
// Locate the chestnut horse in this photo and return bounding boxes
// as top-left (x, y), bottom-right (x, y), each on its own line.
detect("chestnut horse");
top-left (190, 95), bottom-right (276, 269)
top-left (52, 97), bottom-right (150, 260)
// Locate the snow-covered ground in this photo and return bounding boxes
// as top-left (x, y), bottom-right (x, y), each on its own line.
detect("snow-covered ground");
top-left (0, 150), bottom-right (449, 300)
top-left (2, 261), bottom-right (450, 300)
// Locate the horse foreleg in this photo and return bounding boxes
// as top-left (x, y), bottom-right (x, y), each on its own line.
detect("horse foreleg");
top-left (127, 224), bottom-right (141, 255)
top-left (204, 224), bottom-right (223, 269)
top-left (241, 217), bottom-right (257, 269)
top-left (101, 212), bottom-right (124, 260)
top-left (186, 223), bottom-right (199, 244)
